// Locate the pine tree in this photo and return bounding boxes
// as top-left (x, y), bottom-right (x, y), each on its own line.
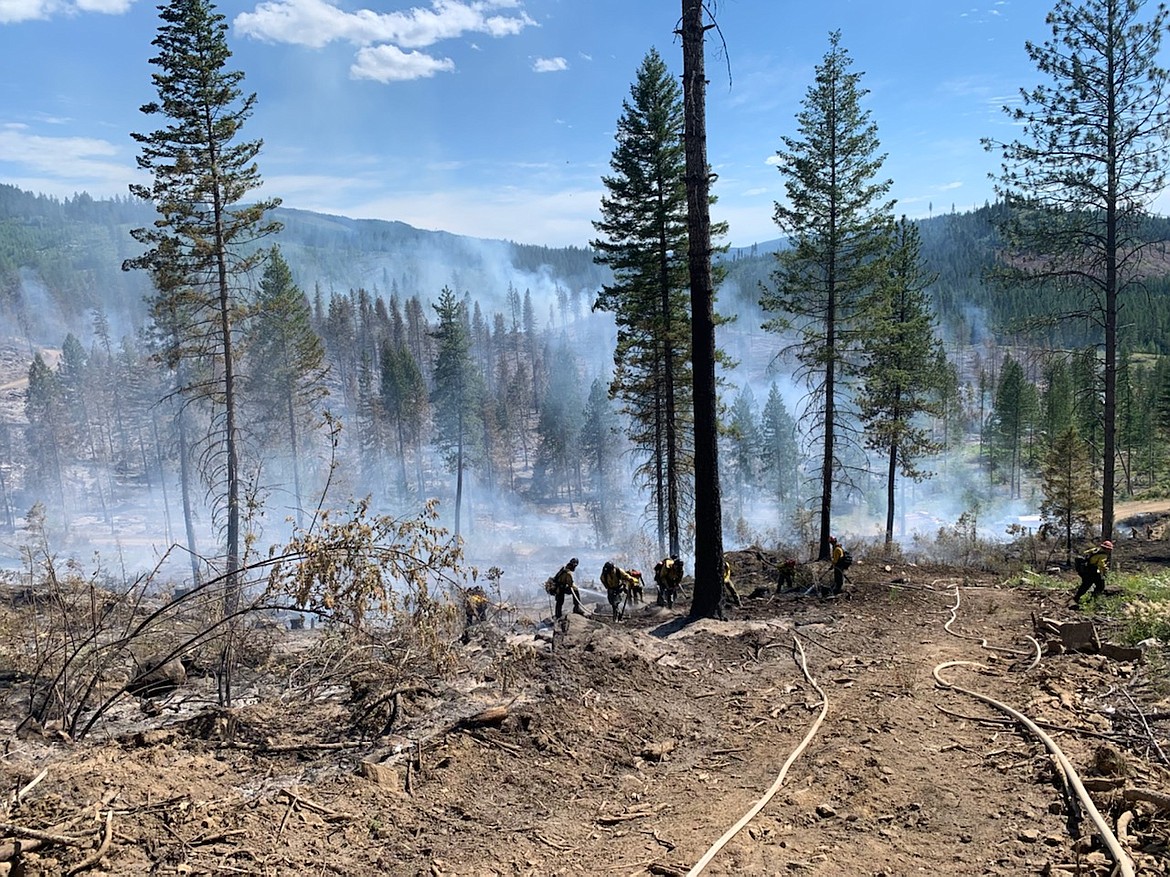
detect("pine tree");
top-left (24, 354), bottom-right (66, 516)
top-left (246, 246), bottom-right (327, 527)
top-left (534, 340), bottom-right (584, 510)
top-left (580, 376), bottom-right (623, 543)
top-left (1041, 356), bottom-right (1075, 444)
top-left (380, 341), bottom-right (428, 502)
top-left (759, 383), bottom-right (801, 509)
top-left (857, 218), bottom-right (946, 546)
top-left (986, 0), bottom-right (1170, 539)
top-left (592, 48), bottom-right (694, 559)
top-left (681, 0), bottom-right (727, 617)
top-left (761, 30), bottom-right (894, 559)
top-left (1040, 426), bottom-right (1096, 552)
top-left (989, 355), bottom-right (1040, 498)
top-left (430, 287), bottom-right (482, 537)
top-left (723, 385), bottom-right (762, 518)
top-left (124, 0), bottom-right (281, 705)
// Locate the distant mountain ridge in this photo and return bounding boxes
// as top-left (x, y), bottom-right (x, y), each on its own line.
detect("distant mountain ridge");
top-left (0, 184), bottom-right (607, 346)
top-left (3, 183), bottom-right (1170, 354)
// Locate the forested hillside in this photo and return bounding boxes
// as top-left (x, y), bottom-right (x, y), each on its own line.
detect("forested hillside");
top-left (1, 182), bottom-right (1169, 588)
top-left (720, 204), bottom-right (1170, 355)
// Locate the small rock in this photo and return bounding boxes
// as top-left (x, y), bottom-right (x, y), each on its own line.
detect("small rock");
top-left (815, 803), bottom-right (837, 819)
top-left (358, 761), bottom-right (401, 791)
top-left (1018, 828), bottom-right (1040, 843)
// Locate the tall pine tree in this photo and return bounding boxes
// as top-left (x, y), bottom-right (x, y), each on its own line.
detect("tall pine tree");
top-left (245, 246), bottom-right (328, 527)
top-left (592, 48), bottom-right (694, 559)
top-left (985, 0), bottom-right (1170, 539)
top-left (430, 287), bottom-right (482, 538)
top-left (857, 217), bottom-right (947, 546)
top-left (762, 30), bottom-right (894, 559)
top-left (124, 0), bottom-right (280, 705)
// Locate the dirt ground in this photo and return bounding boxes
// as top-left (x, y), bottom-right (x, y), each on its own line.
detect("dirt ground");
top-left (2, 535), bottom-right (1170, 877)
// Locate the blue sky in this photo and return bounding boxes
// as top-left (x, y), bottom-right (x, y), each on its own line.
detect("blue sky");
top-left (0, 0), bottom-right (1128, 248)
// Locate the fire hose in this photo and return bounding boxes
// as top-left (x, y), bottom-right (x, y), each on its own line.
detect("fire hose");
top-left (936, 584), bottom-right (1133, 874)
top-left (932, 662), bottom-right (1135, 877)
top-left (685, 637), bottom-right (828, 876)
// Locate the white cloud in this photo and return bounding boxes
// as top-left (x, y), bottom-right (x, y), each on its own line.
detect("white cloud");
top-left (1, 124), bottom-right (118, 170)
top-left (234, 0), bottom-right (534, 49)
top-left (234, 0), bottom-right (533, 82)
top-left (0, 0), bottom-right (131, 21)
top-left (350, 44), bottom-right (454, 81)
top-left (0, 0), bottom-right (54, 22)
top-left (532, 56), bottom-right (567, 73)
top-left (0, 124), bottom-right (141, 197)
top-left (73, 0), bottom-right (132, 12)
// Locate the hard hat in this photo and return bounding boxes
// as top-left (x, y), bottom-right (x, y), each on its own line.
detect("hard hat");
top-left (829, 536), bottom-right (837, 544)
top-left (1101, 540), bottom-right (1113, 550)
top-left (569, 557), bottom-right (579, 566)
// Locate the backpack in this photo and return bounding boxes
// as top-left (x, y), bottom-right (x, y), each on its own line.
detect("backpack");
top-left (837, 550), bottom-right (853, 571)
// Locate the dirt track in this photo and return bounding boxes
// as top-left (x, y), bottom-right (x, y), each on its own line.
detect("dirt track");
top-left (1, 546), bottom-right (1168, 876)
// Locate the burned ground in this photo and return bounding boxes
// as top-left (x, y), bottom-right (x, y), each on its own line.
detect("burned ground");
top-left (1, 539), bottom-right (1169, 876)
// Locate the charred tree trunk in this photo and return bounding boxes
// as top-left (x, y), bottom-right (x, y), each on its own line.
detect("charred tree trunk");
top-left (681, 0), bottom-right (724, 620)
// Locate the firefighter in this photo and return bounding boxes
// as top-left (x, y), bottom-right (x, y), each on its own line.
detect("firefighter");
top-left (1073, 540), bottom-right (1113, 605)
top-left (600, 561), bottom-right (639, 621)
top-left (825, 536), bottom-right (849, 598)
top-left (550, 557), bottom-right (586, 619)
top-left (654, 555), bottom-right (684, 608)
top-left (775, 557), bottom-right (797, 594)
top-left (722, 559), bottom-right (742, 608)
top-left (464, 585), bottom-right (490, 626)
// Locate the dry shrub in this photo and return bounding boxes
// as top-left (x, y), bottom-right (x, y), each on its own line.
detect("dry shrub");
top-left (264, 497), bottom-right (469, 697)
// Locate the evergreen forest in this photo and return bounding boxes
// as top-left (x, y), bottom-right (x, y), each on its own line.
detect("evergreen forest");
top-left (3, 179), bottom-right (1170, 592)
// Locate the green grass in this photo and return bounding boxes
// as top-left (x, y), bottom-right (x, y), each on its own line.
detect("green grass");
top-left (1093, 571), bottom-right (1170, 645)
top-left (1015, 568), bottom-right (1170, 647)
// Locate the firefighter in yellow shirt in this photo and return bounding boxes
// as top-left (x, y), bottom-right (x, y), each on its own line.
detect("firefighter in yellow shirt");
top-left (1073, 540), bottom-right (1112, 605)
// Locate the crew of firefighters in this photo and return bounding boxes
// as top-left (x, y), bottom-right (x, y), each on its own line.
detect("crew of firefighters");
top-left (459, 529), bottom-right (1122, 625)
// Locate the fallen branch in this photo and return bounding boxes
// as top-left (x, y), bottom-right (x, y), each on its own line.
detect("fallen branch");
top-left (65, 809), bottom-right (112, 876)
top-left (464, 730), bottom-right (521, 754)
top-left (277, 789), bottom-right (351, 822)
top-left (1120, 688), bottom-right (1169, 766)
top-left (933, 704), bottom-right (1131, 743)
top-left (597, 809), bottom-right (657, 825)
top-left (1123, 787), bottom-right (1170, 810)
top-left (7, 768), bottom-right (48, 813)
top-left (0, 822), bottom-right (85, 846)
top-left (224, 740), bottom-right (366, 754)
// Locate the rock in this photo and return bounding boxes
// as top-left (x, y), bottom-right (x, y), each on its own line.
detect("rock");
top-left (815, 803), bottom-right (837, 819)
top-left (1099, 642), bottom-right (1143, 663)
top-left (1018, 828), bottom-right (1040, 843)
top-left (640, 739), bottom-right (676, 761)
top-left (358, 761), bottom-right (402, 790)
top-left (127, 654), bottom-right (187, 698)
